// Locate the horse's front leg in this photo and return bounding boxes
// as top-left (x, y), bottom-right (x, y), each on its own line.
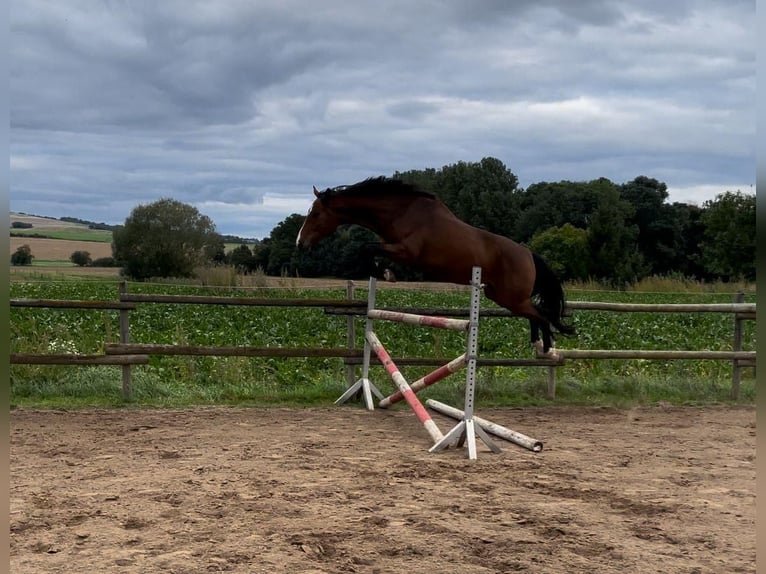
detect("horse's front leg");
top-left (359, 242), bottom-right (391, 279)
top-left (360, 241), bottom-right (411, 279)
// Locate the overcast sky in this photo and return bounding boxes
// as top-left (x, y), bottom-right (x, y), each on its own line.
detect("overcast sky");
top-left (10, 0), bottom-right (755, 239)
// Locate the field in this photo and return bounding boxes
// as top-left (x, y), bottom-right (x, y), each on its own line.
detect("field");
top-left (10, 404), bottom-right (756, 573)
top-left (9, 275), bottom-right (756, 408)
top-left (10, 213), bottom-right (115, 266)
top-left (10, 237), bottom-right (114, 261)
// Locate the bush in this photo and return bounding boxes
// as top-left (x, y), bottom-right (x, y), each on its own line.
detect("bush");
top-left (11, 221), bottom-right (33, 229)
top-left (11, 244), bottom-right (34, 265)
top-left (91, 257), bottom-right (119, 267)
top-left (70, 251), bottom-right (92, 267)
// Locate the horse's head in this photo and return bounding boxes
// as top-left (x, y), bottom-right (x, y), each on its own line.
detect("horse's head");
top-left (295, 186), bottom-right (343, 248)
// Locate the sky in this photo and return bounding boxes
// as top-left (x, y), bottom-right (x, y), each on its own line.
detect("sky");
top-left (10, 0), bottom-right (756, 240)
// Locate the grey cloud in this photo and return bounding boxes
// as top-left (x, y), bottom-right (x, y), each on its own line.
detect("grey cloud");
top-left (9, 0), bottom-right (756, 238)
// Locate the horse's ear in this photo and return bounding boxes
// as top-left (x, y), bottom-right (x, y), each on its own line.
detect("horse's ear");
top-left (313, 186), bottom-right (320, 198)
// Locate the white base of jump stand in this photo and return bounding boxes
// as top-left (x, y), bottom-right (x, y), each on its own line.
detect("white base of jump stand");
top-left (335, 377), bottom-right (384, 411)
top-left (427, 399), bottom-right (543, 452)
top-left (429, 416), bottom-right (501, 459)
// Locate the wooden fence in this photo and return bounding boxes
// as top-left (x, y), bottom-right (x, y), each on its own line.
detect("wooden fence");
top-left (10, 282), bottom-right (756, 401)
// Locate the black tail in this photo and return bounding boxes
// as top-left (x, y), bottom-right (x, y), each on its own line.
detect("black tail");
top-left (531, 253), bottom-right (576, 336)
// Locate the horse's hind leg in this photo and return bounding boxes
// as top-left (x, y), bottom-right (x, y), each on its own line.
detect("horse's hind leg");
top-left (509, 299), bottom-right (557, 358)
top-left (529, 319), bottom-right (542, 354)
top-left (530, 319), bottom-right (556, 357)
top-left (486, 287), bottom-right (558, 358)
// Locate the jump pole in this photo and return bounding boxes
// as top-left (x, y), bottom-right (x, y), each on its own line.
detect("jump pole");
top-left (429, 266), bottom-right (501, 459)
top-left (366, 331), bottom-right (445, 444)
top-left (335, 276), bottom-right (385, 410)
top-left (426, 399), bottom-right (543, 452)
top-left (378, 353), bottom-right (466, 408)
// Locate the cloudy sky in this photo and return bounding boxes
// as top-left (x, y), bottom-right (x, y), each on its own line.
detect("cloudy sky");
top-left (10, 0), bottom-right (755, 239)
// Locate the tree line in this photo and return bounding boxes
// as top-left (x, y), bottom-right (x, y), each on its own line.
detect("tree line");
top-left (14, 157), bottom-right (752, 285)
top-left (229, 157), bottom-right (754, 285)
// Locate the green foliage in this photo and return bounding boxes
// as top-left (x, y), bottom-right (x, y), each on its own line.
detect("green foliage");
top-left (227, 244), bottom-right (256, 272)
top-left (11, 221), bottom-right (33, 229)
top-left (529, 224), bottom-right (590, 281)
top-left (70, 250), bottom-right (92, 267)
top-left (11, 244), bottom-right (34, 266)
top-left (9, 280), bottom-right (756, 408)
top-left (112, 198), bottom-right (223, 280)
top-left (515, 180), bottom-right (602, 242)
top-left (91, 256), bottom-right (118, 267)
top-left (587, 180), bottom-right (646, 285)
top-left (397, 156), bottom-right (520, 237)
top-left (700, 191), bottom-right (756, 281)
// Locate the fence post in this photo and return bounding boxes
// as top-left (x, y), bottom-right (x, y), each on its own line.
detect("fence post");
top-left (119, 281), bottom-right (132, 401)
top-left (345, 280), bottom-right (356, 389)
top-left (546, 366), bottom-right (556, 400)
top-left (731, 292), bottom-right (744, 400)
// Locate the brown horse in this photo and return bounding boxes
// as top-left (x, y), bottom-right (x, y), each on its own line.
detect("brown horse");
top-left (295, 177), bottom-right (574, 356)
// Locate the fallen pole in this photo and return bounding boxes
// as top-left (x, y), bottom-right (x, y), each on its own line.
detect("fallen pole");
top-left (378, 354), bottom-right (467, 408)
top-left (426, 399), bottom-right (543, 453)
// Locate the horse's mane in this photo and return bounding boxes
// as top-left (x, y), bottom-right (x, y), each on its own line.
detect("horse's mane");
top-left (319, 176), bottom-right (437, 201)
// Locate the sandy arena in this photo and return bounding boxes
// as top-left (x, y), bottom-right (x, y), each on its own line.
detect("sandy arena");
top-left (10, 404), bottom-right (755, 573)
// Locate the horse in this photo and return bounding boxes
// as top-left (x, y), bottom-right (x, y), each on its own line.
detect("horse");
top-left (295, 176), bottom-right (575, 357)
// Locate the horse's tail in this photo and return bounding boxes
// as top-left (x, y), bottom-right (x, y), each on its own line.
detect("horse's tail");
top-left (531, 252), bottom-right (576, 336)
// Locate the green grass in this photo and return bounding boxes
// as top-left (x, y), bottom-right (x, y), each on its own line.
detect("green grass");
top-left (11, 228), bottom-right (113, 242)
top-left (28, 259), bottom-right (78, 267)
top-left (9, 279), bottom-right (756, 409)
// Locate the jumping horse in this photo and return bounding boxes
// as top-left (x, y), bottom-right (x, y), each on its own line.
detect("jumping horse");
top-left (295, 177), bottom-right (575, 357)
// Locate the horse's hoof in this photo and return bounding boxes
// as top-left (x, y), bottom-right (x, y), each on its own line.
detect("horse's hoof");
top-left (533, 341), bottom-right (559, 360)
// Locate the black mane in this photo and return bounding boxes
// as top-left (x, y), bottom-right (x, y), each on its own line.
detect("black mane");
top-left (320, 177), bottom-right (436, 200)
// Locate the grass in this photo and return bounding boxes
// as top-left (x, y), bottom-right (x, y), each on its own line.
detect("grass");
top-left (9, 278), bottom-right (756, 409)
top-left (11, 228), bottom-right (113, 242)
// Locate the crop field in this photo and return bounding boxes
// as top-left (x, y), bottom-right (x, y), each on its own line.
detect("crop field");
top-left (9, 277), bottom-right (756, 408)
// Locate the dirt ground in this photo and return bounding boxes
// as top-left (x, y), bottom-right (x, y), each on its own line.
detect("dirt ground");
top-left (10, 405), bottom-right (755, 574)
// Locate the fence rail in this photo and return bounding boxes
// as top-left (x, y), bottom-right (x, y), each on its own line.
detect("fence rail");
top-left (10, 282), bottom-right (756, 401)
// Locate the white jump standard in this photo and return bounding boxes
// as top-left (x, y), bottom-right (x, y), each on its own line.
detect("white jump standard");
top-left (428, 267), bottom-right (500, 459)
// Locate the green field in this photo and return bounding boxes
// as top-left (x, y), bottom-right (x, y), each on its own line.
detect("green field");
top-left (11, 228), bottom-right (113, 242)
top-left (9, 278), bottom-right (756, 409)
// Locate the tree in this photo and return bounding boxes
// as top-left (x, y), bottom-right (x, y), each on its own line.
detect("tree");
top-left (529, 224), bottom-right (590, 282)
top-left (514, 180), bottom-right (603, 243)
top-left (699, 191), bottom-right (755, 281)
top-left (112, 198), bottom-right (222, 280)
top-left (227, 244), bottom-right (257, 272)
top-left (263, 214), bottom-right (305, 276)
top-left (396, 157), bottom-right (521, 238)
top-left (10, 244), bottom-right (33, 266)
top-left (586, 180), bottom-right (646, 285)
top-left (70, 250), bottom-right (92, 267)
top-left (91, 256), bottom-right (118, 267)
top-left (619, 176), bottom-right (685, 276)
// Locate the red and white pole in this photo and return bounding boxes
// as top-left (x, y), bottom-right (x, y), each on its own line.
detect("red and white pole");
top-left (366, 331), bottom-right (444, 444)
top-left (378, 353), bottom-right (466, 408)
